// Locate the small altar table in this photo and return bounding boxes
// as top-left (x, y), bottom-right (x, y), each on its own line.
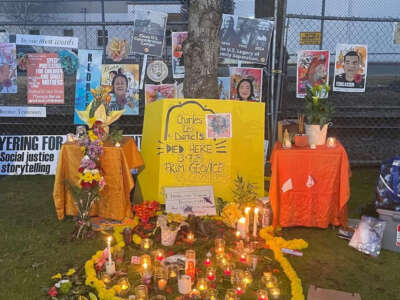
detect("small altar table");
top-left (269, 141), bottom-right (350, 228)
top-left (53, 137), bottom-right (143, 221)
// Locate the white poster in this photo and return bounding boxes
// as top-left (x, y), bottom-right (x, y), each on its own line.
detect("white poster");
top-left (0, 135), bottom-right (66, 175)
top-left (164, 185), bottom-right (216, 216)
top-left (16, 34), bottom-right (78, 48)
top-left (0, 106), bottom-right (46, 117)
top-left (333, 44), bottom-right (368, 93)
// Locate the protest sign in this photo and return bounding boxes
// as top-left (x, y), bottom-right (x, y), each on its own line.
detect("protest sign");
top-left (27, 53), bottom-right (64, 104)
top-left (0, 43), bottom-right (17, 93)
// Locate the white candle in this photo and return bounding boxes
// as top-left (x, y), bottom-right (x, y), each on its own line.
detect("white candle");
top-left (237, 217), bottom-right (247, 239)
top-left (253, 207), bottom-right (259, 238)
top-left (245, 207), bottom-right (251, 233)
top-left (107, 236), bottom-right (112, 264)
top-left (327, 137), bottom-right (336, 147)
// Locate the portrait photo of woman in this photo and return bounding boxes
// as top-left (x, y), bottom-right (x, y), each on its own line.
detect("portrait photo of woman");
top-left (236, 78), bottom-right (256, 101)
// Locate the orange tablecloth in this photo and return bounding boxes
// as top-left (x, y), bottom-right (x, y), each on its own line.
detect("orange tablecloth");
top-left (53, 137), bottom-right (143, 221)
top-left (269, 141), bottom-right (350, 228)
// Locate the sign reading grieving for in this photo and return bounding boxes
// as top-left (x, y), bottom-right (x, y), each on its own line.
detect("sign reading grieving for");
top-left (16, 34), bottom-right (78, 48)
top-left (0, 135), bottom-right (66, 175)
top-left (138, 99), bottom-right (265, 203)
top-left (164, 185), bottom-right (216, 216)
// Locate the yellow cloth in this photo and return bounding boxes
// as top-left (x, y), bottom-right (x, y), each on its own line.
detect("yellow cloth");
top-left (53, 137), bottom-right (143, 221)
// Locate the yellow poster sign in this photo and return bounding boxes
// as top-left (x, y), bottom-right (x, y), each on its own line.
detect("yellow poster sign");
top-left (138, 99), bottom-right (265, 204)
top-left (300, 32), bottom-right (321, 45)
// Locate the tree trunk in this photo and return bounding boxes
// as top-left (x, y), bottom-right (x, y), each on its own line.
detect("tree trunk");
top-left (183, 0), bottom-right (222, 99)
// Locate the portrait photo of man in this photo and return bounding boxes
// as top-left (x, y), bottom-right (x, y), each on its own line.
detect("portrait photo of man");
top-left (333, 44), bottom-right (367, 92)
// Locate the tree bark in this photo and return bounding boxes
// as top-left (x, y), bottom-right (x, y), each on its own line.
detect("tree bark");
top-left (183, 0), bottom-right (222, 99)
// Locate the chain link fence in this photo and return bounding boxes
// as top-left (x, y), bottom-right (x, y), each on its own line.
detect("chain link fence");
top-left (282, 0), bottom-right (400, 165)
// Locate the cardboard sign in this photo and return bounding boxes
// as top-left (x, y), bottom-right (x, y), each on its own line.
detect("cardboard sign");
top-left (138, 99), bottom-right (265, 203)
top-left (299, 32), bottom-right (321, 45)
top-left (165, 185), bottom-right (216, 216)
top-left (27, 53), bottom-right (64, 104)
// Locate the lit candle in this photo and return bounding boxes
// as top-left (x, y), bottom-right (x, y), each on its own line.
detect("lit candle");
top-left (157, 278), bottom-right (167, 290)
top-left (224, 263), bottom-right (233, 276)
top-left (155, 249), bottom-right (165, 262)
top-left (245, 207), bottom-right (251, 233)
top-left (240, 253), bottom-right (247, 263)
top-left (141, 238), bottom-right (152, 250)
top-left (106, 236), bottom-right (116, 275)
top-left (196, 277), bottom-right (208, 291)
top-left (185, 250), bottom-right (196, 282)
top-left (225, 289), bottom-right (237, 300)
top-left (235, 230), bottom-right (241, 238)
top-left (190, 289), bottom-right (200, 297)
top-left (237, 217), bottom-right (247, 239)
top-left (310, 143), bottom-right (316, 149)
top-left (215, 238), bottom-right (225, 255)
top-left (206, 267), bottom-right (216, 281)
top-left (115, 142), bottom-right (121, 147)
top-left (236, 286), bottom-right (243, 295)
top-left (107, 236), bottom-right (112, 264)
top-left (187, 232), bottom-right (195, 243)
top-left (117, 278), bottom-right (130, 297)
top-left (168, 264), bottom-right (178, 279)
top-left (101, 273), bottom-right (111, 286)
top-left (204, 257), bottom-right (212, 266)
top-left (140, 254), bottom-right (151, 273)
top-left (257, 289), bottom-right (268, 300)
top-left (207, 289), bottom-right (218, 300)
top-left (253, 207), bottom-right (259, 238)
top-left (327, 137), bottom-right (336, 147)
top-left (242, 271), bottom-right (252, 287)
top-left (265, 275), bottom-right (277, 289)
top-left (270, 287), bottom-right (281, 299)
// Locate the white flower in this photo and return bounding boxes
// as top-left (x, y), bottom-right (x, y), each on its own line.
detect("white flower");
top-left (55, 279), bottom-right (70, 288)
top-left (83, 155), bottom-right (90, 160)
top-left (91, 169), bottom-right (99, 174)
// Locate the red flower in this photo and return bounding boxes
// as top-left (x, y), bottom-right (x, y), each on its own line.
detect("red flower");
top-left (48, 286), bottom-right (58, 297)
top-left (80, 180), bottom-right (97, 189)
top-left (354, 74), bottom-right (362, 84)
top-left (78, 167), bottom-right (84, 173)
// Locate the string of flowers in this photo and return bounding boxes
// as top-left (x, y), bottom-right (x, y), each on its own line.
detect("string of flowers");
top-left (259, 226), bottom-right (308, 300)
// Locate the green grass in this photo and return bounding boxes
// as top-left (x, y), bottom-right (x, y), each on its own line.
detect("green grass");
top-left (1, 168), bottom-right (400, 300)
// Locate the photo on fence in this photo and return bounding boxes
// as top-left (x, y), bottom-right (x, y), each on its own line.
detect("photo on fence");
top-left (74, 49), bottom-right (103, 124)
top-left (27, 53), bottom-right (64, 104)
top-left (393, 22), bottom-right (400, 44)
top-left (217, 77), bottom-right (230, 99)
top-left (0, 43), bottom-right (17, 94)
top-left (296, 50), bottom-right (330, 98)
top-left (130, 8), bottom-right (167, 57)
top-left (206, 113), bottom-right (232, 139)
top-left (145, 84), bottom-right (176, 104)
top-left (172, 32), bottom-right (187, 79)
top-left (333, 44), bottom-right (368, 93)
top-left (229, 67), bottom-right (263, 101)
top-left (220, 14), bottom-right (274, 64)
top-left (101, 64), bottom-right (139, 115)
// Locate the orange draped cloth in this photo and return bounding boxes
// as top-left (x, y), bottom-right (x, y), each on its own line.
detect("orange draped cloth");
top-left (53, 137), bottom-right (144, 221)
top-left (269, 141), bottom-right (350, 228)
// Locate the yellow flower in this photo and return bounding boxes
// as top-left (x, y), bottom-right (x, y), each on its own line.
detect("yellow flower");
top-left (221, 203), bottom-right (241, 228)
top-left (89, 117), bottom-right (97, 128)
top-left (167, 213), bottom-right (186, 224)
top-left (51, 273), bottom-right (62, 279)
top-left (82, 171), bottom-right (94, 183)
top-left (80, 146), bottom-right (85, 153)
top-left (88, 130), bottom-right (98, 142)
top-left (65, 268), bottom-right (76, 276)
top-left (93, 173), bottom-right (102, 181)
top-left (132, 234), bottom-right (142, 245)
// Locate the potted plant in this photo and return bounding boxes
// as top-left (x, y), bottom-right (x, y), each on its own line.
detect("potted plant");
top-left (303, 83), bottom-right (335, 145)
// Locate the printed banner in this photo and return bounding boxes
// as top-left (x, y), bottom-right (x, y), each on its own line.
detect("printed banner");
top-left (0, 106), bottom-right (46, 117)
top-left (74, 49), bottom-right (103, 124)
top-left (145, 84), bottom-right (176, 104)
top-left (0, 43), bottom-right (17, 93)
top-left (296, 50), bottom-right (330, 98)
top-left (16, 34), bottom-right (78, 48)
top-left (130, 8), bottom-right (167, 57)
top-left (0, 135), bottom-right (66, 175)
top-left (220, 14), bottom-right (274, 64)
top-left (218, 77), bottom-right (230, 99)
top-left (229, 67), bottom-right (263, 101)
top-left (333, 44), bottom-right (368, 92)
top-left (27, 53), bottom-right (64, 104)
top-left (101, 64), bottom-right (139, 115)
top-left (172, 32), bottom-right (187, 79)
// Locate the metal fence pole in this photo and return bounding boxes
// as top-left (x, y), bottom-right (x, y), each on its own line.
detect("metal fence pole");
top-left (101, 0), bottom-right (107, 60)
top-left (270, 0), bottom-right (278, 148)
top-left (319, 0), bottom-right (326, 50)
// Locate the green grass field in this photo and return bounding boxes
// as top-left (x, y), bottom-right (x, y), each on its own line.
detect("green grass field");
top-left (1, 168), bottom-right (400, 299)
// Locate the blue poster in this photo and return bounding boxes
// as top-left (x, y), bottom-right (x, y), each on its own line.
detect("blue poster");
top-left (74, 49), bottom-right (103, 124)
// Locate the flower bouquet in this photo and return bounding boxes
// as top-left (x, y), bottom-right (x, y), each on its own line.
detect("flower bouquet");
top-left (157, 214), bottom-right (189, 246)
top-left (106, 38), bottom-right (129, 62)
top-left (132, 201), bottom-right (160, 236)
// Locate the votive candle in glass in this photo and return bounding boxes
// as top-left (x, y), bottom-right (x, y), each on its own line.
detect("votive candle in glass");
top-left (117, 277), bottom-right (131, 297)
top-left (101, 273), bottom-right (112, 286)
top-left (207, 288), bottom-right (218, 300)
top-left (206, 267), bottom-right (216, 281)
top-left (186, 231), bottom-right (195, 243)
top-left (185, 249), bottom-right (196, 282)
top-left (270, 287), bottom-right (280, 299)
top-left (168, 264), bottom-right (179, 279)
top-left (265, 275), bottom-right (278, 289)
top-left (327, 137), bottom-right (336, 147)
top-left (257, 289), bottom-right (269, 300)
top-left (239, 253), bottom-right (248, 263)
top-left (231, 269), bottom-right (244, 286)
top-left (225, 289), bottom-right (237, 300)
top-left (157, 278), bottom-right (167, 290)
top-left (135, 284), bottom-right (148, 300)
top-left (237, 217), bottom-right (247, 239)
top-left (224, 262), bottom-right (234, 276)
top-left (196, 277), bottom-right (208, 292)
top-left (215, 238), bottom-right (225, 255)
top-left (242, 271), bottom-right (252, 287)
top-left (140, 254), bottom-right (152, 273)
top-left (155, 249), bottom-right (165, 262)
top-left (141, 238), bottom-right (152, 250)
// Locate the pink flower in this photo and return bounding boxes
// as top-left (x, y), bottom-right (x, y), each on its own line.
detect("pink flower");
top-left (48, 286), bottom-right (58, 297)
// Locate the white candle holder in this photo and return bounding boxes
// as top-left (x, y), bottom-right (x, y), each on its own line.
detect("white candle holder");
top-left (106, 261), bottom-right (116, 275)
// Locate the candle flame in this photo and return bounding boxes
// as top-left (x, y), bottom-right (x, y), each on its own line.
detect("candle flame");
top-left (239, 217), bottom-right (246, 223)
top-left (245, 207), bottom-right (251, 214)
top-left (254, 207), bottom-right (259, 214)
top-left (107, 236), bottom-right (112, 243)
